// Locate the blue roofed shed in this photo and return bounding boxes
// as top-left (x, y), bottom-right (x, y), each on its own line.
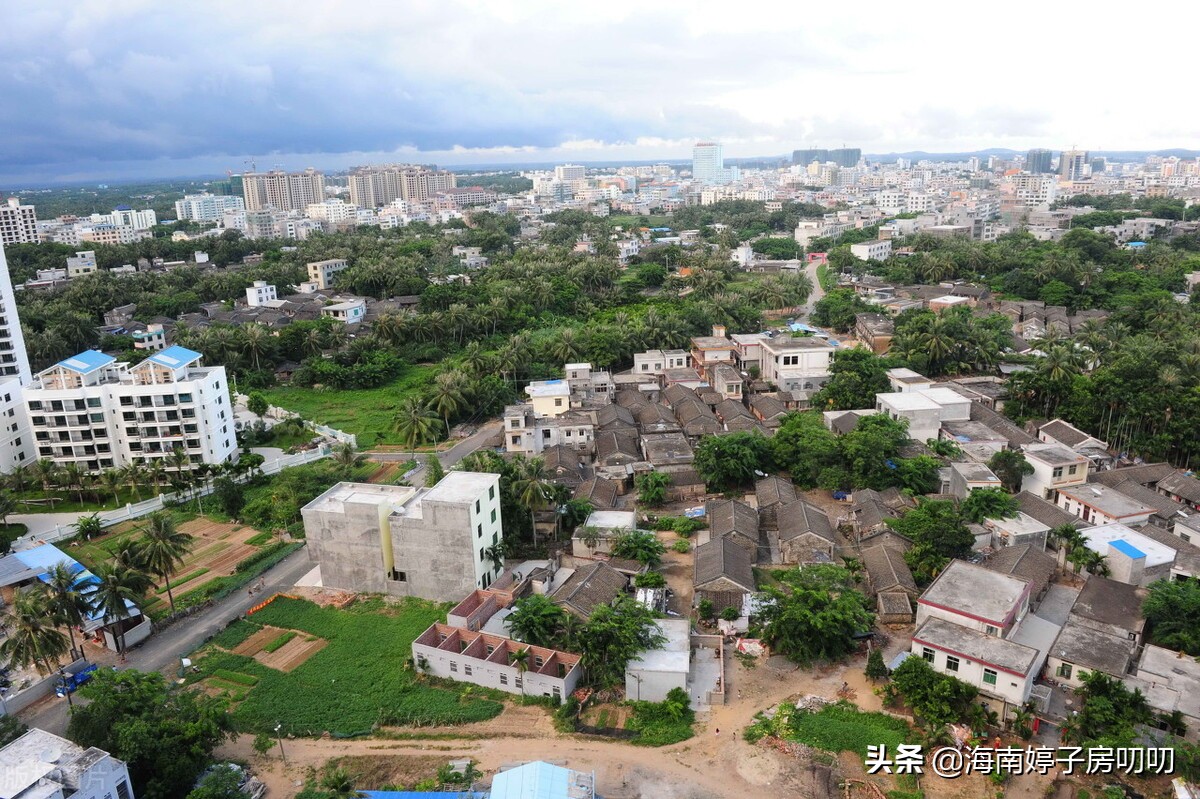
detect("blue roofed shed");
top-left (146, 345), bottom-right (203, 369)
top-left (57, 350), bottom-right (116, 374)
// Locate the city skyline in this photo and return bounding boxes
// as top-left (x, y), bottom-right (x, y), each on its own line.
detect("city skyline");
top-left (4, 0), bottom-right (1198, 184)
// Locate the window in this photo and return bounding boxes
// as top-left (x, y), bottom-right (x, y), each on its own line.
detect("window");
top-left (510, 419), bottom-right (520, 429)
top-left (921, 647), bottom-right (935, 663)
top-left (489, 486), bottom-right (496, 500)
top-left (116, 780), bottom-right (132, 799)
top-left (554, 398), bottom-right (563, 407)
top-left (1052, 467), bottom-right (1063, 479)
top-left (449, 662), bottom-right (457, 673)
top-left (491, 509), bottom-right (497, 523)
top-left (1068, 465), bottom-right (1078, 475)
top-left (982, 668), bottom-right (997, 686)
top-left (477, 524), bottom-right (483, 538)
top-left (500, 674), bottom-right (508, 685)
top-left (511, 435), bottom-right (521, 445)
top-left (479, 547), bottom-right (485, 562)
top-left (1057, 663), bottom-right (1073, 679)
top-left (389, 569), bottom-right (406, 582)
top-left (514, 676), bottom-right (523, 688)
top-left (464, 664), bottom-right (472, 676)
top-left (985, 625), bottom-right (999, 636)
top-left (945, 656), bottom-right (960, 672)
top-left (534, 655), bottom-right (544, 668)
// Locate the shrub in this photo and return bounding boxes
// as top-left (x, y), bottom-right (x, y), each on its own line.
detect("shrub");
top-left (213, 670), bottom-right (259, 686)
top-left (698, 599), bottom-right (715, 620)
top-left (719, 606), bottom-right (740, 622)
top-left (262, 631), bottom-right (298, 653)
top-left (633, 572), bottom-right (666, 589)
top-left (671, 540), bottom-right (691, 554)
top-left (626, 687), bottom-right (695, 746)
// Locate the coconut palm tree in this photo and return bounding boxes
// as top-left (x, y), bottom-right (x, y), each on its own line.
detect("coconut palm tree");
top-left (8, 464), bottom-right (30, 508)
top-left (429, 372), bottom-right (467, 435)
top-left (45, 561), bottom-right (92, 662)
top-left (391, 397), bottom-right (441, 450)
top-left (242, 323), bottom-right (274, 371)
top-left (59, 463), bottom-right (87, 505)
top-left (331, 443), bottom-right (366, 476)
top-left (98, 469), bottom-right (123, 508)
top-left (509, 647), bottom-right (531, 697)
top-left (144, 459), bottom-right (167, 494)
top-left (0, 490), bottom-right (15, 528)
top-left (319, 767), bottom-right (365, 799)
top-left (512, 457), bottom-right (552, 545)
top-left (0, 586), bottom-right (69, 675)
top-left (34, 459), bottom-right (60, 500)
top-left (139, 512), bottom-right (195, 615)
top-left (551, 328), bottom-right (581, 364)
top-left (90, 561), bottom-right (150, 655)
top-left (121, 463), bottom-right (145, 502)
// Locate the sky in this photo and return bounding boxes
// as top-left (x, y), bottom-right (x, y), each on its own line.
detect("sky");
top-left (3, 0), bottom-right (1198, 185)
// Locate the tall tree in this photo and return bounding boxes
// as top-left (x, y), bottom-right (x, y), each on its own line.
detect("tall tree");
top-left (0, 586), bottom-right (69, 675)
top-left (139, 513), bottom-right (194, 615)
top-left (987, 450), bottom-right (1034, 493)
top-left (391, 397), bottom-right (441, 449)
top-left (45, 561), bottom-right (93, 662)
top-left (507, 594), bottom-right (567, 648)
top-left (90, 561), bottom-right (149, 654)
top-left (424, 454), bottom-right (446, 487)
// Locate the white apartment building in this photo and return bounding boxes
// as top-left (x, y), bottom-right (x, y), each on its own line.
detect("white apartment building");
top-left (2, 727), bottom-right (136, 799)
top-left (1007, 174), bottom-right (1057, 206)
top-left (555, 164), bottom-right (586, 181)
top-left (875, 387), bottom-right (971, 442)
top-left (304, 198), bottom-right (360, 224)
top-left (0, 197), bottom-right (38, 244)
top-left (245, 280), bottom-right (278, 307)
top-left (0, 244), bottom-right (33, 472)
top-left (758, 336), bottom-right (835, 392)
top-left (302, 473), bottom-right (505, 600)
top-left (633, 349), bottom-right (692, 375)
top-left (25, 346), bottom-right (236, 473)
top-left (692, 142), bottom-right (733, 185)
top-left (1021, 443), bottom-right (1088, 501)
top-left (849, 239), bottom-right (892, 261)
top-left (96, 208), bottom-right (157, 231)
top-left (306, 258), bottom-right (349, 289)
top-left (321, 299), bottom-right (366, 324)
top-left (175, 193), bottom-right (245, 221)
top-left (78, 224), bottom-right (145, 246)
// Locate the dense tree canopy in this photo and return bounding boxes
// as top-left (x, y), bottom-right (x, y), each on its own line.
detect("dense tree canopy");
top-left (1142, 579), bottom-right (1200, 655)
top-left (752, 565), bottom-right (874, 665)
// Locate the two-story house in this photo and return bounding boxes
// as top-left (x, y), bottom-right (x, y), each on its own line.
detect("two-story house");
top-left (758, 336), bottom-right (835, 392)
top-left (1021, 443), bottom-right (1088, 501)
top-left (911, 560), bottom-right (1040, 716)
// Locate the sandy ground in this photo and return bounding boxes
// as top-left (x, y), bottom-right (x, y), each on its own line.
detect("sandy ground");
top-left (217, 639), bottom-right (1024, 799)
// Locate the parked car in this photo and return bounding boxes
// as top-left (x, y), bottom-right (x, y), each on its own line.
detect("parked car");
top-left (55, 663), bottom-right (99, 697)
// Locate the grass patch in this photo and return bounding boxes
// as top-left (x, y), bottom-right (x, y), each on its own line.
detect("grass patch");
top-left (158, 568), bottom-right (209, 593)
top-left (0, 523), bottom-right (27, 554)
top-left (261, 365), bottom-right (437, 446)
top-left (244, 531), bottom-right (275, 547)
top-left (262, 631), bottom-right (298, 653)
top-left (817, 261), bottom-right (836, 291)
top-left (625, 693), bottom-right (695, 747)
top-left (191, 597), bottom-right (502, 735)
top-left (745, 701), bottom-right (911, 758)
top-left (14, 485), bottom-right (148, 514)
top-left (212, 620), bottom-right (262, 650)
top-left (213, 669), bottom-right (259, 686)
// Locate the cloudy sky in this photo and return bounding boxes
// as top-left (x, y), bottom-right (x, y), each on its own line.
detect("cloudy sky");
top-left (3, 0), bottom-right (1197, 184)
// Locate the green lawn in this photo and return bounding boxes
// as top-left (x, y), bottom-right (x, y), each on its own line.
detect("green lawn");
top-left (15, 485), bottom-right (152, 514)
top-left (261, 365), bottom-right (437, 447)
top-left (192, 597), bottom-right (503, 735)
top-left (786, 702), bottom-right (911, 757)
top-left (608, 214), bottom-right (673, 230)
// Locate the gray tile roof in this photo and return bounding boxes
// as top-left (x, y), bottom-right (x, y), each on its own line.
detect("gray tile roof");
top-left (550, 561), bottom-right (629, 618)
top-left (693, 537), bottom-right (755, 592)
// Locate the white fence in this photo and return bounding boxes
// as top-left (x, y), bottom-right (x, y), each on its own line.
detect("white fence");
top-left (28, 446), bottom-right (332, 545)
top-left (239, 394), bottom-right (358, 449)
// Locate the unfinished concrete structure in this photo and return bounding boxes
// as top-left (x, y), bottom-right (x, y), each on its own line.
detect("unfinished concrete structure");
top-left (301, 472), bottom-right (504, 601)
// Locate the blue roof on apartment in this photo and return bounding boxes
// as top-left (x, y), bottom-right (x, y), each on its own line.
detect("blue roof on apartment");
top-left (147, 345), bottom-right (202, 368)
top-left (57, 350), bottom-right (116, 374)
top-left (1109, 539), bottom-right (1146, 559)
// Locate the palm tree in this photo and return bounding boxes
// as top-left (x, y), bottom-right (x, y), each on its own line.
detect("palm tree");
top-left (167, 447), bottom-right (191, 492)
top-left (510, 647), bottom-right (530, 696)
top-left (551, 328), bottom-right (581, 364)
top-left (60, 463), bottom-right (87, 505)
top-left (98, 469), bottom-right (123, 508)
top-left (34, 459), bottom-right (60, 500)
top-left (90, 561), bottom-right (149, 655)
top-left (121, 463), bottom-right (145, 501)
top-left (318, 767), bottom-right (365, 799)
top-left (391, 397), bottom-right (441, 450)
top-left (45, 561), bottom-right (92, 662)
top-left (0, 586), bottom-right (69, 675)
top-left (8, 464), bottom-right (30, 508)
top-left (302, 328), bottom-right (325, 357)
top-left (0, 490), bottom-right (15, 528)
top-left (512, 457), bottom-right (552, 545)
top-left (332, 443), bottom-right (366, 476)
top-left (242, 323), bottom-right (273, 371)
top-left (429, 373), bottom-right (466, 435)
top-left (145, 459), bottom-right (167, 493)
top-left (140, 512), bottom-right (194, 615)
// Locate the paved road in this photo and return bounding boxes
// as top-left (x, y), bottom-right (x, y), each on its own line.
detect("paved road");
top-left (802, 257), bottom-right (827, 319)
top-left (368, 420), bottom-right (502, 484)
top-left (18, 546), bottom-right (314, 736)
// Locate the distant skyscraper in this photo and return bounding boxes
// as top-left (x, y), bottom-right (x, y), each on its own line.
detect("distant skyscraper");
top-left (554, 164), bottom-right (586, 182)
top-left (1090, 157), bottom-right (1107, 175)
top-left (347, 165), bottom-right (456, 208)
top-left (792, 148), bottom-right (860, 168)
top-left (692, 142), bottom-right (729, 184)
top-left (242, 168), bottom-right (326, 211)
top-left (1025, 148), bottom-right (1053, 174)
top-left (0, 198), bottom-right (37, 245)
top-left (1059, 150), bottom-right (1089, 181)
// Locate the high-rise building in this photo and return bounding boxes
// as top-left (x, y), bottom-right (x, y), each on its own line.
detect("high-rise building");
top-left (554, 164), bottom-right (586, 182)
top-left (1090, 157), bottom-right (1107, 175)
top-left (175, 193), bottom-right (246, 221)
top-left (692, 142), bottom-right (730, 185)
top-left (347, 165), bottom-right (457, 208)
top-left (791, 148), bottom-right (861, 168)
top-left (1025, 148), bottom-right (1053, 174)
top-left (1059, 150), bottom-right (1089, 181)
top-left (0, 243), bottom-right (33, 471)
top-left (24, 345), bottom-right (237, 473)
top-left (0, 197), bottom-right (37, 244)
top-left (242, 168), bottom-right (325, 211)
